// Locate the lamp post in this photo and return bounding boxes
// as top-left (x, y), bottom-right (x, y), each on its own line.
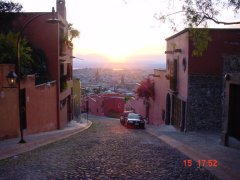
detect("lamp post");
top-left (15, 7), bottom-right (61, 143)
top-left (6, 71), bottom-right (18, 87)
top-left (86, 96), bottom-right (89, 121)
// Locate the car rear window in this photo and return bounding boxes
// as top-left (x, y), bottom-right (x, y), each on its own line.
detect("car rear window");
top-left (128, 114), bottom-right (140, 119)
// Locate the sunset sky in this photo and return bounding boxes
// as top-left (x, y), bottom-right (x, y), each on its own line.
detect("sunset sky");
top-left (12, 0), bottom-right (237, 69)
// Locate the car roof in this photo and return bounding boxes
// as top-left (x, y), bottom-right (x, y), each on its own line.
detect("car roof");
top-left (128, 113), bottom-right (140, 116)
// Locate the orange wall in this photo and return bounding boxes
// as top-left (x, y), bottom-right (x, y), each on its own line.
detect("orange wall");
top-left (20, 13), bottom-right (60, 81)
top-left (21, 76), bottom-right (58, 134)
top-left (0, 64), bottom-right (19, 139)
top-left (16, 13), bottom-right (72, 130)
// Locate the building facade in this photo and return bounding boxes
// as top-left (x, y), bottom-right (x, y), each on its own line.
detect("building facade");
top-left (86, 93), bottom-right (125, 118)
top-left (0, 0), bottom-right (74, 139)
top-left (125, 69), bottom-right (169, 125)
top-left (165, 28), bottom-right (240, 132)
top-left (222, 55), bottom-right (240, 147)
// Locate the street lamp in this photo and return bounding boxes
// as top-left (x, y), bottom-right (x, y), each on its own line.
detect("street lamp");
top-left (16, 7), bottom-right (61, 144)
top-left (6, 71), bottom-right (18, 87)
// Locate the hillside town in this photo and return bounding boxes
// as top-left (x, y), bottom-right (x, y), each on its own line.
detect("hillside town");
top-left (0, 0), bottom-right (240, 179)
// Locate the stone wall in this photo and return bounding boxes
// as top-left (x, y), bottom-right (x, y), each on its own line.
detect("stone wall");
top-left (187, 75), bottom-right (222, 131)
top-left (221, 55), bottom-right (240, 146)
top-left (223, 55), bottom-right (240, 74)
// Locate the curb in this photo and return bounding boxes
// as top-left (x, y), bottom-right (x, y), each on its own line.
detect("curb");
top-left (0, 121), bottom-right (92, 160)
top-left (145, 128), bottom-right (240, 180)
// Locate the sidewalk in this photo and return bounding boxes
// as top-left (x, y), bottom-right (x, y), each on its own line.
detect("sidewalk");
top-left (145, 124), bottom-right (240, 180)
top-left (0, 119), bottom-right (92, 161)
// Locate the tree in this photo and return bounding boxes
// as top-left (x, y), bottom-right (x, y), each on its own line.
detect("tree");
top-left (0, 0), bottom-right (23, 33)
top-left (0, 31), bottom-right (32, 75)
top-left (136, 78), bottom-right (155, 123)
top-left (30, 47), bottom-right (50, 84)
top-left (61, 23), bottom-right (80, 48)
top-left (154, 0), bottom-right (240, 56)
top-left (155, 0), bottom-right (240, 29)
top-left (0, 0), bottom-right (22, 13)
top-left (183, 0), bottom-right (240, 27)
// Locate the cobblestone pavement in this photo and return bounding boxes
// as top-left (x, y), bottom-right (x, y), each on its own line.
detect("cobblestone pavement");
top-left (0, 118), bottom-right (217, 180)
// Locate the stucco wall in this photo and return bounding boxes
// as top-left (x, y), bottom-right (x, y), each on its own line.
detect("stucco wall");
top-left (166, 31), bottom-right (189, 99)
top-left (21, 76), bottom-right (58, 134)
top-left (88, 95), bottom-right (104, 116)
top-left (151, 70), bottom-right (169, 125)
top-left (20, 13), bottom-right (60, 81)
top-left (125, 98), bottom-right (145, 118)
top-left (104, 96), bottom-right (124, 118)
top-left (0, 64), bottom-right (19, 139)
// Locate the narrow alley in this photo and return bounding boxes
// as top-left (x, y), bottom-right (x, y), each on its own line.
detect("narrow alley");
top-left (0, 117), bottom-right (217, 179)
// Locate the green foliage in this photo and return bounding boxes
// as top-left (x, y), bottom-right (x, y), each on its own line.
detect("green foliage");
top-left (182, 0), bottom-right (240, 26)
top-left (0, 0), bottom-right (23, 32)
top-left (229, 0), bottom-right (240, 12)
top-left (183, 0), bottom-right (219, 27)
top-left (61, 23), bottom-right (80, 48)
top-left (0, 32), bottom-right (50, 83)
top-left (31, 47), bottom-right (50, 85)
top-left (93, 88), bottom-right (101, 94)
top-left (124, 96), bottom-right (131, 103)
top-left (0, 32), bottom-right (32, 74)
top-left (0, 0), bottom-right (22, 13)
top-left (189, 28), bottom-right (211, 56)
top-left (68, 23), bottom-right (80, 41)
top-left (155, 0), bottom-right (240, 56)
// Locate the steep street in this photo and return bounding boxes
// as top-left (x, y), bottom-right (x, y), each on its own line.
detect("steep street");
top-left (0, 117), bottom-right (217, 179)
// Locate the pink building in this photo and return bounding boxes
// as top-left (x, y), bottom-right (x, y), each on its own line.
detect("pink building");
top-left (0, 0), bottom-right (74, 139)
top-left (86, 93), bottom-right (125, 118)
top-left (125, 69), bottom-right (169, 125)
top-left (0, 64), bottom-right (58, 139)
top-left (165, 28), bottom-right (240, 132)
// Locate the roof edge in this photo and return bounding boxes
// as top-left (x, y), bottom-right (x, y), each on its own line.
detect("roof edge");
top-left (165, 28), bottom-right (240, 41)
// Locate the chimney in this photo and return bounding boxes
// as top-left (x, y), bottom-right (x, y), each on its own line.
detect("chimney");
top-left (56, 0), bottom-right (66, 19)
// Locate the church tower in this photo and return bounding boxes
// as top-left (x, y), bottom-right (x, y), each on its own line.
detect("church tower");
top-left (95, 69), bottom-right (100, 82)
top-left (57, 0), bottom-right (66, 19)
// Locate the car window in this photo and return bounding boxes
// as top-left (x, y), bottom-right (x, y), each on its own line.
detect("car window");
top-left (128, 114), bottom-right (139, 119)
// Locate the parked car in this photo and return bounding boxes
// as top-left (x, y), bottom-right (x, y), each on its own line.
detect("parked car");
top-left (120, 111), bottom-right (133, 126)
top-left (125, 113), bottom-right (145, 129)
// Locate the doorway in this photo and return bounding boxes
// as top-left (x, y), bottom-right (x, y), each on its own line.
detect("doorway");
top-left (20, 89), bottom-right (27, 130)
top-left (165, 94), bottom-right (171, 125)
top-left (228, 84), bottom-right (240, 141)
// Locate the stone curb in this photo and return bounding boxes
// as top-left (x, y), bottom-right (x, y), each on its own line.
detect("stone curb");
top-left (145, 128), bottom-right (240, 180)
top-left (0, 121), bottom-right (92, 161)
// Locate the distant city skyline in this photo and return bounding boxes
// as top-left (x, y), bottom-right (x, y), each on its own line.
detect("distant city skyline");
top-left (72, 53), bottom-right (166, 69)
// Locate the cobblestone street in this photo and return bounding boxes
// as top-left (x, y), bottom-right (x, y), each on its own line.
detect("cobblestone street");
top-left (0, 118), bottom-right (217, 179)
